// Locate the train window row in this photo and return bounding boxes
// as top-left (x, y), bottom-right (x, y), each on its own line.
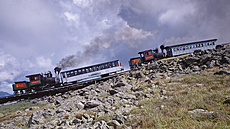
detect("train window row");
top-left (64, 61), bottom-right (119, 78)
top-left (173, 42), bottom-right (215, 52)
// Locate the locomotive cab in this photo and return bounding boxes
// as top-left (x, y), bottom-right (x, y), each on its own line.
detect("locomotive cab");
top-left (26, 68), bottom-right (61, 91)
top-left (138, 50), bottom-right (154, 63)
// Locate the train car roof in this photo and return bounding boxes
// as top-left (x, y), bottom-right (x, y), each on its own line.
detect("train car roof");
top-left (26, 73), bottom-right (42, 78)
top-left (138, 49), bottom-right (152, 54)
top-left (61, 59), bottom-right (120, 73)
top-left (14, 81), bottom-right (29, 83)
top-left (164, 38), bottom-right (217, 48)
top-left (130, 57), bottom-right (141, 60)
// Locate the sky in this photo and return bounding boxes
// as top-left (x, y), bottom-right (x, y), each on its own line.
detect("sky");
top-left (0, 0), bottom-right (230, 94)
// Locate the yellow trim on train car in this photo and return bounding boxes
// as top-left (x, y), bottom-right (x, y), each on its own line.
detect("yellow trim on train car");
top-left (89, 72), bottom-right (101, 76)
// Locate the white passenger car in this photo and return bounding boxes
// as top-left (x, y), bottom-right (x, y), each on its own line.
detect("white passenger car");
top-left (60, 60), bottom-right (123, 84)
top-left (165, 39), bottom-right (217, 57)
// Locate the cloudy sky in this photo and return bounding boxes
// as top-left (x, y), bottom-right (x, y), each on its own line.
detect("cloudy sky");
top-left (0, 0), bottom-right (230, 93)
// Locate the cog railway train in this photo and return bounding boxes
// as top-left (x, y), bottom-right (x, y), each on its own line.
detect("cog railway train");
top-left (12, 60), bottom-right (123, 94)
top-left (129, 38), bottom-right (217, 69)
top-left (12, 39), bottom-right (218, 95)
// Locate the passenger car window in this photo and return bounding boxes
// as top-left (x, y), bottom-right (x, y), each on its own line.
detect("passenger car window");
top-left (78, 70), bottom-right (81, 74)
top-left (67, 72), bottom-right (71, 77)
top-left (62, 73), bottom-right (66, 78)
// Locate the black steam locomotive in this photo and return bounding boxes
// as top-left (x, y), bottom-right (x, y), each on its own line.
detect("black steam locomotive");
top-left (12, 67), bottom-right (61, 95)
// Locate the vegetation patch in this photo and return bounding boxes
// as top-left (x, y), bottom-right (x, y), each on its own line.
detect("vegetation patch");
top-left (0, 102), bottom-right (48, 125)
top-left (128, 68), bottom-right (230, 128)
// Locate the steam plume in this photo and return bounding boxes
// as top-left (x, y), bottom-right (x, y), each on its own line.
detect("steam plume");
top-left (57, 22), bottom-right (153, 69)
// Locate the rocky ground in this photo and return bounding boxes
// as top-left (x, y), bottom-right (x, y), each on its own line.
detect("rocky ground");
top-left (1, 45), bottom-right (230, 129)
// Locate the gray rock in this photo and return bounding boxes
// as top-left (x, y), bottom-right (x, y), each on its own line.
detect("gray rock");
top-left (109, 89), bottom-right (119, 95)
top-left (116, 92), bottom-right (136, 100)
top-left (135, 91), bottom-right (145, 98)
top-left (131, 86), bottom-right (143, 92)
top-left (200, 54), bottom-right (211, 64)
top-left (223, 56), bottom-right (230, 64)
top-left (72, 118), bottom-right (82, 125)
top-left (160, 89), bottom-right (167, 95)
top-left (112, 82), bottom-right (126, 88)
top-left (84, 100), bottom-right (102, 109)
top-left (90, 90), bottom-right (98, 96)
top-left (107, 120), bottom-right (121, 128)
top-left (188, 109), bottom-right (214, 115)
top-left (133, 72), bottom-right (145, 78)
top-left (200, 65), bottom-right (207, 70)
top-left (192, 66), bottom-right (201, 72)
top-left (184, 57), bottom-right (200, 65)
top-left (25, 106), bottom-right (39, 112)
top-left (76, 102), bottom-right (85, 110)
top-left (93, 120), bottom-right (110, 129)
top-left (196, 83), bottom-right (204, 87)
top-left (15, 111), bottom-right (23, 115)
top-left (115, 104), bottom-right (134, 115)
top-left (30, 110), bottom-right (46, 125)
top-left (56, 108), bottom-right (65, 113)
top-left (55, 100), bottom-right (61, 105)
top-left (207, 60), bottom-right (216, 68)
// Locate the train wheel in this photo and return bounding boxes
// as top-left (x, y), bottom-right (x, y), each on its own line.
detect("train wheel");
top-left (14, 91), bottom-right (18, 95)
top-left (72, 81), bottom-right (77, 84)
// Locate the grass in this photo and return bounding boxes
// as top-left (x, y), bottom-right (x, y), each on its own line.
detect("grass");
top-left (127, 67), bottom-right (230, 128)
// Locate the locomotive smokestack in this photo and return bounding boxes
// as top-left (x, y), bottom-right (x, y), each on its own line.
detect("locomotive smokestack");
top-left (160, 45), bottom-right (165, 53)
top-left (54, 67), bottom-right (61, 84)
top-left (54, 67), bottom-right (61, 74)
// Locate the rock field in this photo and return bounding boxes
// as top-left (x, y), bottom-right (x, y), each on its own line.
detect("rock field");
top-left (1, 44), bottom-right (230, 129)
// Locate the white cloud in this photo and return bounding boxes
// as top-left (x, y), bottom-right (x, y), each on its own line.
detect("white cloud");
top-left (0, 81), bottom-right (13, 94)
top-left (158, 5), bottom-right (195, 26)
top-left (73, 0), bottom-right (93, 7)
top-left (36, 56), bottom-right (54, 69)
top-left (64, 11), bottom-right (80, 28)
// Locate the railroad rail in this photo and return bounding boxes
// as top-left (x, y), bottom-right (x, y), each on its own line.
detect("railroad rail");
top-left (0, 70), bottom-right (130, 105)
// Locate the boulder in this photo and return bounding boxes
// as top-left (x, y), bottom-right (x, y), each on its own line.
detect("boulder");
top-left (200, 54), bottom-right (211, 64)
top-left (25, 106), bottom-right (40, 112)
top-left (76, 102), bottom-right (85, 110)
top-left (109, 89), bottom-right (119, 95)
top-left (112, 82), bottom-right (126, 88)
top-left (84, 100), bottom-right (102, 109)
top-left (107, 120), bottom-right (121, 128)
top-left (183, 57), bottom-right (200, 65)
top-left (188, 109), bottom-right (214, 117)
top-left (222, 56), bottom-right (230, 64)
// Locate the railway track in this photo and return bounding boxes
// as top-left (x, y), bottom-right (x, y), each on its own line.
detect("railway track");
top-left (0, 70), bottom-right (130, 105)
